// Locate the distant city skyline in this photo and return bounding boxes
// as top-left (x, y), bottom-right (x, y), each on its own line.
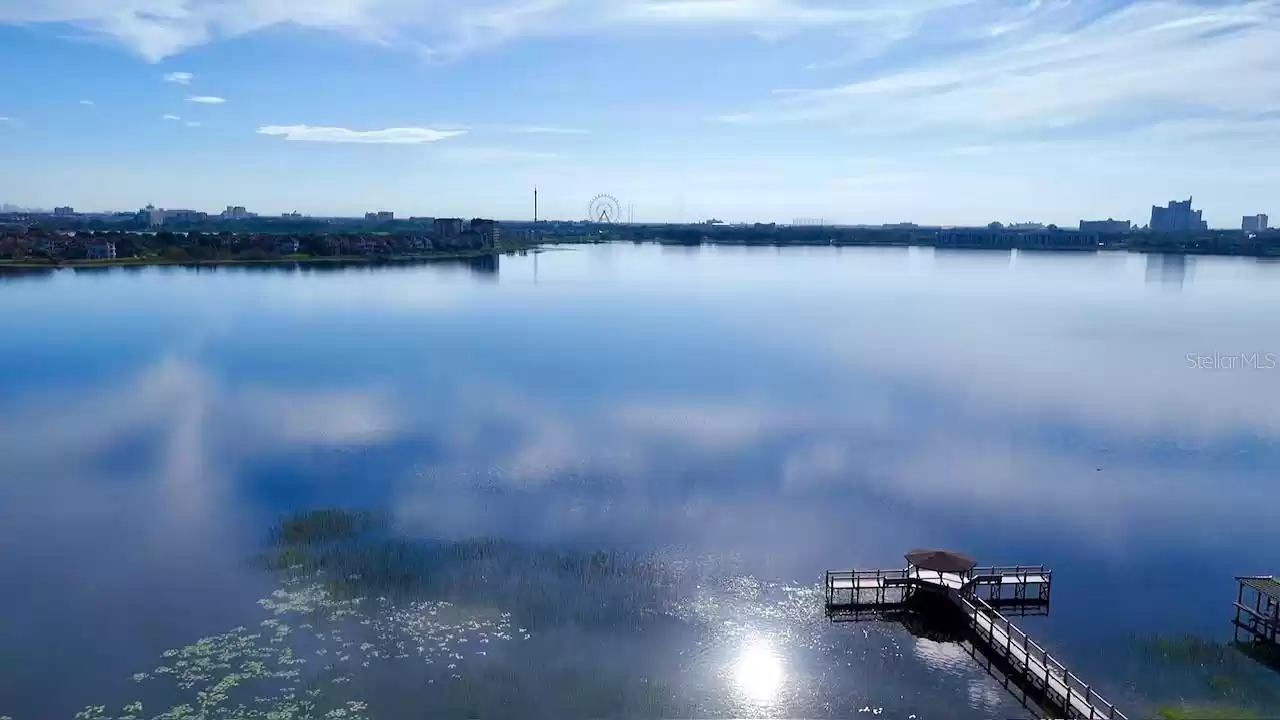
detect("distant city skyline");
top-left (2, 1), bottom-right (1278, 225)
top-left (9, 197), bottom-right (1271, 231)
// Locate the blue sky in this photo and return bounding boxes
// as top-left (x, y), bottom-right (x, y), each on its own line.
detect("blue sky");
top-left (0, 0), bottom-right (1277, 225)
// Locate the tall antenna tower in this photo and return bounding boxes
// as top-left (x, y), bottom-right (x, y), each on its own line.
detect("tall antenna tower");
top-left (534, 187), bottom-right (539, 223)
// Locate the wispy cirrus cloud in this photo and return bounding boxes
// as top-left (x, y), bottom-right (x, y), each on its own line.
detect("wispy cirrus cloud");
top-left (0, 0), bottom-right (964, 61)
top-left (496, 124), bottom-right (589, 135)
top-left (438, 146), bottom-right (560, 162)
top-left (186, 95), bottom-right (226, 104)
top-left (721, 0), bottom-right (1280, 140)
top-left (162, 114), bottom-right (181, 121)
top-left (257, 124), bottom-right (467, 144)
top-left (78, 99), bottom-right (94, 106)
top-left (163, 71), bottom-right (193, 84)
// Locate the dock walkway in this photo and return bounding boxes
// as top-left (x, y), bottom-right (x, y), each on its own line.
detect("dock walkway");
top-left (954, 591), bottom-right (1123, 719)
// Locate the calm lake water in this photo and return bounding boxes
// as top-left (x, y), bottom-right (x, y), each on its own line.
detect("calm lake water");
top-left (2, 245), bottom-right (1279, 719)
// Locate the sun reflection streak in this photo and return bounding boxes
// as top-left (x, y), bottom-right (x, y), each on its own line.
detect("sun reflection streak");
top-left (732, 637), bottom-right (785, 704)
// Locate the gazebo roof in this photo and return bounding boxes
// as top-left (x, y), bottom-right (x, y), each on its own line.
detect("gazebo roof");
top-left (905, 548), bottom-right (977, 574)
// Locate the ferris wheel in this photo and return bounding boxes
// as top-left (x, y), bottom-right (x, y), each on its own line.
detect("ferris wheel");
top-left (587, 194), bottom-right (623, 224)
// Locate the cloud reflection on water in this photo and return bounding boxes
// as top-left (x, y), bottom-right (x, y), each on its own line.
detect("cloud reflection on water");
top-left (383, 381), bottom-right (1277, 566)
top-left (1, 346), bottom-right (1274, 575)
top-left (2, 250), bottom-right (1280, 718)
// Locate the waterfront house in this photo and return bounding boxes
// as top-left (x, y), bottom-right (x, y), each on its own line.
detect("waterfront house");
top-left (403, 235), bottom-right (431, 252)
top-left (37, 236), bottom-right (72, 255)
top-left (85, 239), bottom-right (117, 260)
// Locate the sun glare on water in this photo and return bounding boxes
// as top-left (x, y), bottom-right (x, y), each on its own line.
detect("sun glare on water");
top-left (732, 638), bottom-right (786, 704)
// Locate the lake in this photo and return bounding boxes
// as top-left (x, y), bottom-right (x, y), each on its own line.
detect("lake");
top-left (1, 245), bottom-right (1278, 719)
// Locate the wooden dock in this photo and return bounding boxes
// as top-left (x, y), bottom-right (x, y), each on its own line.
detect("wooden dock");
top-left (1234, 575), bottom-right (1280, 649)
top-left (954, 591), bottom-right (1124, 719)
top-left (826, 551), bottom-right (1125, 720)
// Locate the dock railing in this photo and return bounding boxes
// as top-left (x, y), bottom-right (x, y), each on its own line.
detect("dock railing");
top-left (826, 568), bottom-right (911, 585)
top-left (828, 565), bottom-right (1047, 587)
top-left (827, 565), bottom-right (1053, 605)
top-left (825, 568), bottom-right (914, 606)
top-left (970, 564), bottom-right (1049, 578)
top-left (955, 593), bottom-right (1126, 720)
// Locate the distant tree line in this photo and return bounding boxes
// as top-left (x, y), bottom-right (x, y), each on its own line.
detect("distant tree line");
top-left (581, 224), bottom-right (1280, 257)
top-left (0, 226), bottom-right (527, 264)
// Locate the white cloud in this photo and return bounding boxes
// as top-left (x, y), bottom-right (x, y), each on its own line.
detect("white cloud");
top-left (186, 120), bottom-right (202, 127)
top-left (0, 116), bottom-right (12, 123)
top-left (78, 99), bottom-right (94, 106)
top-left (186, 95), bottom-right (226, 104)
top-left (163, 71), bottom-right (193, 84)
top-left (722, 0), bottom-right (1280, 138)
top-left (257, 124), bottom-right (467, 143)
top-left (0, 0), bottom-right (967, 61)
top-left (619, 0), bottom-right (882, 25)
top-left (162, 113), bottom-right (181, 121)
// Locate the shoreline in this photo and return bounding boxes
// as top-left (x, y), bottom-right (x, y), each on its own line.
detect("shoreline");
top-left (619, 239), bottom-right (1280, 258)
top-left (6, 241), bottom-right (1276, 269)
top-left (0, 246), bottom-right (539, 270)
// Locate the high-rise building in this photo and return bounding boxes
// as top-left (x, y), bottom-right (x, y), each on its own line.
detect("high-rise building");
top-left (365, 211), bottom-right (395, 222)
top-left (53, 206), bottom-right (75, 216)
top-left (140, 204), bottom-right (165, 227)
top-left (164, 209), bottom-right (207, 223)
top-left (221, 205), bottom-right (252, 220)
top-left (434, 218), bottom-right (463, 238)
top-left (1243, 214), bottom-right (1270, 232)
top-left (469, 219), bottom-right (500, 247)
top-left (1150, 198), bottom-right (1208, 232)
top-left (1080, 219), bottom-right (1131, 234)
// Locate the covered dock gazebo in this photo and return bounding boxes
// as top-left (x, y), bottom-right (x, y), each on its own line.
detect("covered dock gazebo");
top-left (905, 548), bottom-right (977, 590)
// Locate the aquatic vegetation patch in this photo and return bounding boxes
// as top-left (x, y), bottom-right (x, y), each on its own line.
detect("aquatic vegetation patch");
top-left (76, 508), bottom-right (683, 719)
top-left (1130, 633), bottom-right (1280, 716)
top-left (264, 523), bottom-right (676, 629)
top-left (272, 509), bottom-right (385, 548)
top-left (1157, 703), bottom-right (1260, 719)
top-left (1148, 635), bottom-right (1236, 664)
top-left (77, 572), bottom-right (527, 719)
top-left (1233, 640), bottom-right (1280, 674)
